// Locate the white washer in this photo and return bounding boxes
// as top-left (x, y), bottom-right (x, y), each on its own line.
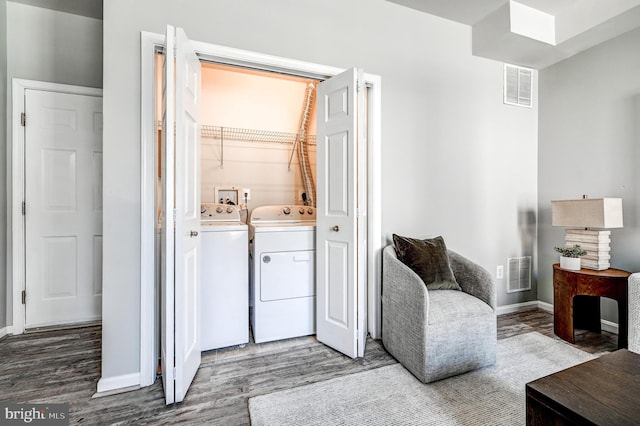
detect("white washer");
top-left (249, 205), bottom-right (316, 343)
top-left (200, 203), bottom-right (248, 351)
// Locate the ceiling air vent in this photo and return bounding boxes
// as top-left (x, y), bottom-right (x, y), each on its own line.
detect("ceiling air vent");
top-left (507, 256), bottom-right (532, 293)
top-left (503, 64), bottom-right (532, 108)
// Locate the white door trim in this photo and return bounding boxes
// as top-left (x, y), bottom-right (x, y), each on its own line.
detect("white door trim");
top-left (139, 31), bottom-right (382, 387)
top-left (10, 79), bottom-right (103, 335)
top-left (140, 31), bottom-right (164, 388)
top-left (365, 75), bottom-right (382, 342)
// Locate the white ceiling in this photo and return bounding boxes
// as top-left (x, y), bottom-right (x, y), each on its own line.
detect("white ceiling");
top-left (383, 0), bottom-right (506, 25)
top-left (387, 0), bottom-right (640, 69)
top-left (515, 0), bottom-right (583, 16)
top-left (10, 0), bottom-right (640, 69)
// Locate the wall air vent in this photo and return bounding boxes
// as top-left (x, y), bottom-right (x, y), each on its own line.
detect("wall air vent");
top-left (503, 64), bottom-right (532, 108)
top-left (507, 256), bottom-right (532, 293)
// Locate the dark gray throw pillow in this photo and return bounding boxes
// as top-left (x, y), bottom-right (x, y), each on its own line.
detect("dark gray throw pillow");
top-left (392, 234), bottom-right (461, 291)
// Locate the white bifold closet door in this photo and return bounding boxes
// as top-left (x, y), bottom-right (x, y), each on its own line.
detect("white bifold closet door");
top-left (161, 24), bottom-right (202, 405)
top-left (316, 68), bottom-right (367, 359)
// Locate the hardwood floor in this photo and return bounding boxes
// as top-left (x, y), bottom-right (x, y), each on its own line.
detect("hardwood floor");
top-left (497, 309), bottom-right (618, 354)
top-left (0, 309), bottom-right (619, 425)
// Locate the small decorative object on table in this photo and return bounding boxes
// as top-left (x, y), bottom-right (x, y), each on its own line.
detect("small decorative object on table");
top-left (554, 244), bottom-right (586, 271)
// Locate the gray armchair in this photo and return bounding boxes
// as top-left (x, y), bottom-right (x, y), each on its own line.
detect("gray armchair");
top-left (382, 245), bottom-right (497, 383)
top-left (629, 273), bottom-right (640, 354)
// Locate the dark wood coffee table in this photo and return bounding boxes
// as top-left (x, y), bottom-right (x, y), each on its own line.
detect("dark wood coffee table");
top-left (526, 349), bottom-right (640, 425)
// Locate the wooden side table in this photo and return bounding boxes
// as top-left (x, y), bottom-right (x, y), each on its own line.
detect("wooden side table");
top-left (553, 263), bottom-right (630, 349)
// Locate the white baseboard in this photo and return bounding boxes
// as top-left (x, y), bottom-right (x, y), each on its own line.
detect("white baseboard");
top-left (601, 319), bottom-right (619, 335)
top-left (496, 301), bottom-right (539, 316)
top-left (96, 372), bottom-right (140, 395)
top-left (537, 301), bottom-right (553, 313)
top-left (0, 326), bottom-right (12, 340)
top-left (497, 301), bottom-right (619, 335)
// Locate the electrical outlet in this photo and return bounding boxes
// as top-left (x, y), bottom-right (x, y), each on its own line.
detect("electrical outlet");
top-left (496, 265), bottom-right (504, 279)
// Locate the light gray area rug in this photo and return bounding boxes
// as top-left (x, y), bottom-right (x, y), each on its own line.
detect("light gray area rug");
top-left (249, 332), bottom-right (597, 425)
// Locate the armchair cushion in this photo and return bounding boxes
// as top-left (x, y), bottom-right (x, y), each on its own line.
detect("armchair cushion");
top-left (392, 234), bottom-right (461, 291)
top-left (427, 290), bottom-right (494, 325)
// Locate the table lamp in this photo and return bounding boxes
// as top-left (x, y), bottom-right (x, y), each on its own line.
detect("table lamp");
top-left (551, 197), bottom-right (623, 270)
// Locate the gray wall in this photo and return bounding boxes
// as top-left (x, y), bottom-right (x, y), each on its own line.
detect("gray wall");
top-left (102, 0), bottom-right (538, 382)
top-left (0, 0), bottom-right (7, 331)
top-left (3, 2), bottom-right (102, 329)
top-left (539, 27), bottom-right (640, 322)
top-left (6, 2), bottom-right (102, 86)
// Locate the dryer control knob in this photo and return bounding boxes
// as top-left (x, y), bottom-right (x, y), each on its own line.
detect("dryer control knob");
top-left (226, 206), bottom-right (234, 214)
top-left (215, 206), bottom-right (223, 214)
top-left (307, 208), bottom-right (313, 215)
top-left (282, 207), bottom-right (291, 215)
top-left (299, 208), bottom-right (305, 215)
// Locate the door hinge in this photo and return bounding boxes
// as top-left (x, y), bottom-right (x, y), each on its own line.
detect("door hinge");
top-left (22, 290), bottom-right (26, 304)
top-left (173, 208), bottom-right (177, 224)
top-left (21, 112), bottom-right (26, 127)
top-left (21, 201), bottom-right (26, 216)
top-left (173, 367), bottom-right (177, 377)
top-left (356, 80), bottom-right (361, 92)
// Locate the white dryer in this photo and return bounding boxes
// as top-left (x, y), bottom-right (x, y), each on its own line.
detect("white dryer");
top-left (200, 203), bottom-right (248, 351)
top-left (249, 205), bottom-right (316, 343)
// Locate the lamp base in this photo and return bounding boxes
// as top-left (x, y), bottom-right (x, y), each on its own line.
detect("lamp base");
top-left (565, 229), bottom-right (611, 270)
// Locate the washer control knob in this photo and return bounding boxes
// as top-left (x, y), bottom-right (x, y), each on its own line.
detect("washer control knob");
top-left (282, 207), bottom-right (291, 215)
top-left (299, 208), bottom-right (305, 215)
top-left (307, 208), bottom-right (313, 215)
top-left (263, 255), bottom-right (271, 263)
top-left (215, 206), bottom-right (223, 214)
top-left (226, 206), bottom-right (234, 214)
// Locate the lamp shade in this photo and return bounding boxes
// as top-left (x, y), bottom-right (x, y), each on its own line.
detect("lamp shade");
top-left (551, 198), bottom-right (623, 228)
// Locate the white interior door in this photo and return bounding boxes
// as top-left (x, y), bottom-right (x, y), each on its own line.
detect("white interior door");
top-left (160, 24), bottom-right (202, 405)
top-left (316, 68), bottom-right (366, 358)
top-left (24, 89), bottom-right (103, 328)
top-left (174, 26), bottom-right (202, 403)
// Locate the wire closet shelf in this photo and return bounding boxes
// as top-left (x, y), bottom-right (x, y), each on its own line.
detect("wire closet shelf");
top-left (156, 122), bottom-right (316, 145)
top-left (202, 125), bottom-right (316, 145)
top-left (157, 122), bottom-right (316, 169)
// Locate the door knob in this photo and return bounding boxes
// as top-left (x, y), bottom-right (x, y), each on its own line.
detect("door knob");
top-left (332, 225), bottom-right (340, 232)
top-left (190, 230), bottom-right (199, 237)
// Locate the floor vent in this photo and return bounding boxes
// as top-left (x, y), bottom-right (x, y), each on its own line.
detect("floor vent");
top-left (503, 64), bottom-right (532, 108)
top-left (507, 256), bottom-right (532, 293)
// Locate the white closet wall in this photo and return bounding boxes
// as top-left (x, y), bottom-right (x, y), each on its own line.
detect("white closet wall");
top-left (200, 64), bottom-right (317, 210)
